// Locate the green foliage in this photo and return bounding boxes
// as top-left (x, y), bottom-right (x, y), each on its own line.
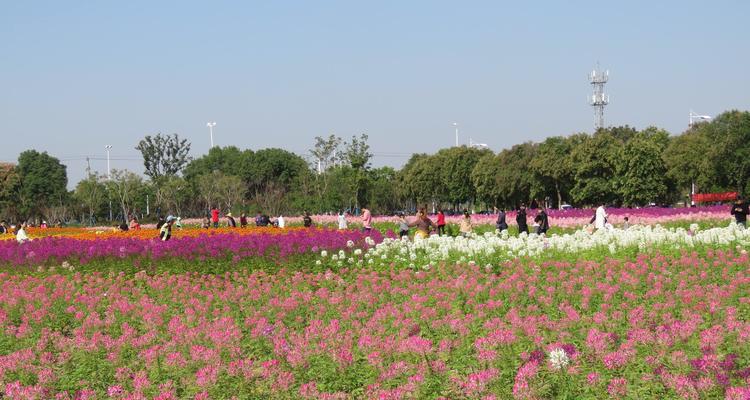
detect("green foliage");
top-left (16, 150), bottom-right (68, 219)
top-left (105, 169), bottom-right (145, 221)
top-left (616, 128), bottom-right (670, 206)
top-left (0, 163), bottom-right (21, 219)
top-left (135, 133), bottom-right (192, 179)
top-left (74, 173), bottom-right (108, 225)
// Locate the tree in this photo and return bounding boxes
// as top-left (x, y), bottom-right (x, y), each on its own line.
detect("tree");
top-left (196, 171), bottom-right (223, 212)
top-left (105, 170), bottom-right (144, 222)
top-left (16, 150), bottom-right (68, 220)
top-left (0, 163), bottom-right (20, 220)
top-left (430, 146), bottom-right (491, 208)
top-left (310, 135), bottom-right (344, 172)
top-left (494, 143), bottom-right (539, 208)
top-left (617, 128), bottom-right (670, 206)
top-left (570, 128), bottom-right (631, 206)
top-left (704, 110), bottom-right (750, 194)
top-left (530, 136), bottom-right (576, 208)
top-left (344, 134), bottom-right (372, 171)
top-left (135, 133), bottom-right (192, 179)
top-left (74, 173), bottom-right (107, 225)
top-left (663, 124), bottom-right (714, 198)
top-left (183, 146), bottom-right (248, 182)
top-left (154, 176), bottom-right (190, 217)
top-left (471, 153), bottom-right (503, 208)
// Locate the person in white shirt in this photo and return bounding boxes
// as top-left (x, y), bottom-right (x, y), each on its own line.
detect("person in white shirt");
top-left (277, 215), bottom-right (285, 228)
top-left (338, 211), bottom-right (347, 230)
top-left (16, 223), bottom-right (29, 243)
top-left (595, 204), bottom-right (608, 230)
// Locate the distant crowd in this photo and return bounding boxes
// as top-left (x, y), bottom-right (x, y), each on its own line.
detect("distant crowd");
top-left (3, 198), bottom-right (748, 244)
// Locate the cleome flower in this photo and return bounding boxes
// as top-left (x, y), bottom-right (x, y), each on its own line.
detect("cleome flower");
top-left (548, 348), bottom-right (570, 370)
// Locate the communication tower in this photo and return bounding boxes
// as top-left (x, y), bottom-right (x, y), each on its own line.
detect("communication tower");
top-left (589, 65), bottom-right (609, 130)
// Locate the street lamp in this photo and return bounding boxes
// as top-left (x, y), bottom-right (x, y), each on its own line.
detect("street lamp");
top-left (105, 145), bottom-right (112, 179)
top-left (452, 122), bottom-right (459, 147)
top-left (104, 145), bottom-right (113, 222)
top-left (207, 122), bottom-right (217, 148)
top-left (688, 110), bottom-right (711, 128)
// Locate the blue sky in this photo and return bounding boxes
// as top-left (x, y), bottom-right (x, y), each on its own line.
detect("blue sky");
top-left (2, 1), bottom-right (749, 187)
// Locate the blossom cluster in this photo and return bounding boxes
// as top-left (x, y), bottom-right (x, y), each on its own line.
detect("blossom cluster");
top-left (326, 223), bottom-right (750, 269)
top-left (0, 228), bottom-right (382, 267)
top-left (0, 251), bottom-right (748, 398)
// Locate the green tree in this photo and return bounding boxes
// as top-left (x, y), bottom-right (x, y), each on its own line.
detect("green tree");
top-left (704, 110), bottom-right (750, 194)
top-left (433, 146), bottom-right (491, 208)
top-left (343, 134), bottom-right (372, 207)
top-left (471, 152), bottom-right (503, 208)
top-left (183, 146), bottom-right (248, 182)
top-left (617, 128), bottom-right (670, 206)
top-left (663, 124), bottom-right (714, 199)
top-left (570, 128), bottom-right (633, 206)
top-left (74, 173), bottom-right (107, 225)
top-left (530, 136), bottom-right (577, 209)
top-left (135, 133), bottom-right (192, 179)
top-left (105, 169), bottom-right (144, 222)
top-left (344, 134), bottom-right (372, 171)
top-left (16, 150), bottom-right (68, 219)
top-left (0, 163), bottom-right (20, 220)
top-left (494, 142), bottom-right (539, 208)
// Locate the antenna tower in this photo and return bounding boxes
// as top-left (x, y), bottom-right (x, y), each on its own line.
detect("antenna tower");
top-left (588, 64), bottom-right (609, 130)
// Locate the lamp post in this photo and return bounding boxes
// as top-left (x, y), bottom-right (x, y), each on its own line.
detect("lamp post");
top-left (207, 122), bottom-right (217, 148)
top-left (452, 122), bottom-right (459, 147)
top-left (105, 145), bottom-right (112, 179)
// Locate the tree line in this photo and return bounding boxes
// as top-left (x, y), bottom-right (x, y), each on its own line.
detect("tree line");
top-left (1, 110), bottom-right (748, 223)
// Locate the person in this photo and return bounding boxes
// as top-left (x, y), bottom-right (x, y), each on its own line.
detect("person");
top-left (255, 212), bottom-right (263, 227)
top-left (156, 216), bottom-right (165, 230)
top-left (129, 217), bottom-right (141, 230)
top-left (261, 214), bottom-right (271, 227)
top-left (40, 220), bottom-right (48, 229)
top-left (16, 223), bottom-right (29, 243)
top-left (210, 207), bottom-right (220, 228)
top-left (303, 211), bottom-right (313, 228)
top-left (175, 217), bottom-right (183, 229)
top-left (119, 221), bottom-right (129, 231)
top-left (495, 208), bottom-right (508, 233)
top-left (516, 204), bottom-right (528, 234)
top-left (436, 209), bottom-right (446, 236)
top-left (226, 212), bottom-right (237, 228)
top-left (201, 216), bottom-right (210, 229)
top-left (277, 215), bottom-right (285, 228)
top-left (0, 220), bottom-right (8, 234)
top-left (534, 207), bottom-right (549, 235)
top-left (397, 213), bottom-right (409, 238)
top-left (622, 216), bottom-right (630, 230)
top-left (159, 216), bottom-right (176, 241)
top-left (240, 213), bottom-right (248, 228)
top-left (459, 210), bottom-right (473, 237)
top-left (408, 208), bottom-right (434, 239)
top-left (595, 203), bottom-right (608, 230)
top-left (361, 206), bottom-right (373, 233)
top-left (731, 197), bottom-right (749, 228)
top-left (338, 211), bottom-right (348, 230)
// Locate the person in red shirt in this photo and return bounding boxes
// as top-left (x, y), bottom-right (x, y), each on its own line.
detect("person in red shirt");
top-left (436, 209), bottom-right (446, 236)
top-left (210, 207), bottom-right (220, 228)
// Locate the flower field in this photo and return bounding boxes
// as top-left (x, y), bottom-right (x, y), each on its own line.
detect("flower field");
top-left (1, 212), bottom-right (750, 398)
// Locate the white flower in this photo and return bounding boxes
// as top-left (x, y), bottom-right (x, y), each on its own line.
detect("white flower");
top-left (320, 250), bottom-right (328, 257)
top-left (315, 260), bottom-right (322, 265)
top-left (347, 240), bottom-right (354, 248)
top-left (548, 348), bottom-right (569, 370)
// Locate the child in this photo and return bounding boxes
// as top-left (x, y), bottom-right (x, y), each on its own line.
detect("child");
top-left (622, 216), bottom-right (630, 230)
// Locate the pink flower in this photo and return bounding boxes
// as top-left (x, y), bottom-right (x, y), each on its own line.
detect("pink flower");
top-left (607, 377), bottom-right (627, 397)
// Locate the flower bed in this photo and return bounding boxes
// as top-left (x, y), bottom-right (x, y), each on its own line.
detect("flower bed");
top-left (0, 251), bottom-right (749, 398)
